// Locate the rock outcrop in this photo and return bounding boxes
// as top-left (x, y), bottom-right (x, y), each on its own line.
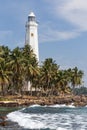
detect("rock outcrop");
top-left (0, 95), bottom-right (87, 107)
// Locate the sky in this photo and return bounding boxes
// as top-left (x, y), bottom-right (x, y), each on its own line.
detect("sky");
top-left (0, 0), bottom-right (87, 86)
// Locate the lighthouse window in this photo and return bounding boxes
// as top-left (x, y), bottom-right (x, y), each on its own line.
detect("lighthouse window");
top-left (31, 33), bottom-right (34, 36)
top-left (28, 17), bottom-right (35, 22)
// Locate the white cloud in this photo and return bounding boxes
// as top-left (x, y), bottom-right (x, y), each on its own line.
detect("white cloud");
top-left (42, 0), bottom-right (87, 42)
top-left (39, 25), bottom-right (80, 43)
top-left (55, 0), bottom-right (87, 31)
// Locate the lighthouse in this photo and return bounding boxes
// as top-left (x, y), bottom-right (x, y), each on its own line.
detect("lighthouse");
top-left (25, 12), bottom-right (39, 61)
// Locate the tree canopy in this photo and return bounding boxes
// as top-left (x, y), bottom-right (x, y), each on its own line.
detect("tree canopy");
top-left (0, 45), bottom-right (84, 96)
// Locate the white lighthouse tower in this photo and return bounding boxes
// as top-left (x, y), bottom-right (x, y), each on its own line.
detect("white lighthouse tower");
top-left (25, 12), bottom-right (39, 61)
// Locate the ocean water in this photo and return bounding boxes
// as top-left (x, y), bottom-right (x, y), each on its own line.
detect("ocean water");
top-left (6, 104), bottom-right (87, 130)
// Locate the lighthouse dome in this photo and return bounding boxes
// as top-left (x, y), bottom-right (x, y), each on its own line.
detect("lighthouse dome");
top-left (28, 12), bottom-right (36, 22)
top-left (28, 12), bottom-right (35, 17)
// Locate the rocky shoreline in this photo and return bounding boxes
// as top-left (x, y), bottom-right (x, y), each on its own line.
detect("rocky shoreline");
top-left (0, 94), bottom-right (87, 127)
top-left (0, 94), bottom-right (87, 107)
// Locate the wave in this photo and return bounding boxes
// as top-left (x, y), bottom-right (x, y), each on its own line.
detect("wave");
top-left (48, 103), bottom-right (75, 108)
top-left (7, 104), bottom-right (86, 129)
top-left (29, 104), bottom-right (41, 108)
top-left (7, 110), bottom-right (69, 129)
top-left (27, 103), bottom-right (75, 108)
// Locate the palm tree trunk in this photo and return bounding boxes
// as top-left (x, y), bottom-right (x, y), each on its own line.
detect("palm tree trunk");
top-left (1, 84), bottom-right (4, 96)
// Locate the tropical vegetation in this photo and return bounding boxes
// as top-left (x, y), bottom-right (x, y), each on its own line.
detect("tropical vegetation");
top-left (73, 87), bottom-right (87, 95)
top-left (0, 45), bottom-right (84, 96)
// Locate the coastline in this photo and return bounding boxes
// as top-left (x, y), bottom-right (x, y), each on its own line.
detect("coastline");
top-left (0, 94), bottom-right (87, 128)
top-left (0, 94), bottom-right (87, 107)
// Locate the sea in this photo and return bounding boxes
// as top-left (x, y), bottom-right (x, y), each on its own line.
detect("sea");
top-left (1, 104), bottom-right (87, 130)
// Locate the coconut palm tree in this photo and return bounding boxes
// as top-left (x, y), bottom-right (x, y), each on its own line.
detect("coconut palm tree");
top-left (22, 44), bottom-right (39, 95)
top-left (0, 45), bottom-right (84, 96)
top-left (71, 67), bottom-right (84, 90)
top-left (9, 47), bottom-right (24, 93)
top-left (0, 61), bottom-right (12, 95)
top-left (40, 58), bottom-right (59, 96)
top-left (0, 46), bottom-right (12, 95)
top-left (0, 61), bottom-right (9, 95)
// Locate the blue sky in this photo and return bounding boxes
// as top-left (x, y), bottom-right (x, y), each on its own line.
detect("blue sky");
top-left (0, 0), bottom-right (87, 86)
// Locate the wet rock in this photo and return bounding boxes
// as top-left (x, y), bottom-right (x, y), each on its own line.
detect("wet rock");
top-left (0, 116), bottom-right (7, 126)
top-left (81, 95), bottom-right (87, 102)
top-left (55, 97), bottom-right (72, 104)
top-left (72, 96), bottom-right (81, 102)
top-left (0, 121), bottom-right (7, 126)
top-left (0, 116), bottom-right (7, 120)
top-left (74, 102), bottom-right (87, 107)
top-left (0, 102), bottom-right (4, 107)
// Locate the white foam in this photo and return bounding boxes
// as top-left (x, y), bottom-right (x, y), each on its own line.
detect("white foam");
top-left (7, 110), bottom-right (71, 129)
top-left (48, 103), bottom-right (75, 108)
top-left (57, 128), bottom-right (68, 130)
top-left (7, 106), bottom-right (87, 129)
top-left (67, 103), bottom-right (75, 108)
top-left (29, 104), bottom-right (41, 108)
top-left (7, 110), bottom-right (45, 129)
top-left (48, 104), bottom-right (66, 108)
top-left (24, 103), bottom-right (75, 109)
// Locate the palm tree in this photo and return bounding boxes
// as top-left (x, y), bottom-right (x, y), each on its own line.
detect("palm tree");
top-left (40, 58), bottom-right (59, 96)
top-left (56, 70), bottom-right (65, 94)
top-left (0, 46), bottom-right (4, 63)
top-left (9, 47), bottom-right (24, 93)
top-left (22, 45), bottom-right (39, 95)
top-left (0, 59), bottom-right (11, 95)
top-left (0, 46), bottom-right (12, 95)
top-left (71, 67), bottom-right (84, 90)
top-left (2, 46), bottom-right (10, 58)
top-left (0, 45), bottom-right (84, 97)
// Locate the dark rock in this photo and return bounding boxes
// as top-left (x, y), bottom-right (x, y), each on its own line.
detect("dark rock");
top-left (0, 116), bottom-right (7, 126)
top-left (0, 121), bottom-right (7, 126)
